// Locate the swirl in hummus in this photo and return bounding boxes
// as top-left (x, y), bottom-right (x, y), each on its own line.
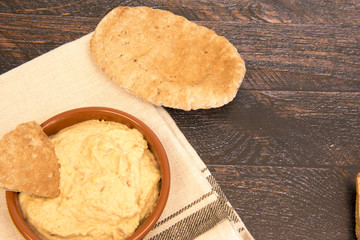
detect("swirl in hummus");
top-left (19, 120), bottom-right (161, 240)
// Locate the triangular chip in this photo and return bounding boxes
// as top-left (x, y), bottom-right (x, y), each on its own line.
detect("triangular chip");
top-left (0, 121), bottom-right (60, 197)
top-left (90, 6), bottom-right (246, 111)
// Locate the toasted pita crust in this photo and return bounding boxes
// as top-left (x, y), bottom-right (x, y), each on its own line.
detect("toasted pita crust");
top-left (356, 173), bottom-right (360, 239)
top-left (90, 6), bottom-right (246, 110)
top-left (0, 121), bottom-right (60, 197)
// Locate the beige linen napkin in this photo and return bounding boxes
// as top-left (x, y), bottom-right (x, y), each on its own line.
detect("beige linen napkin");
top-left (0, 33), bottom-right (253, 240)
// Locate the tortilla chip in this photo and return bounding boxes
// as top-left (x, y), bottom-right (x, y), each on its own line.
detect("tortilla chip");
top-left (90, 6), bottom-right (246, 110)
top-left (0, 121), bottom-right (60, 197)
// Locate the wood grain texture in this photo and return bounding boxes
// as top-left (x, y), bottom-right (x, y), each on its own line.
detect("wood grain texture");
top-left (1, 1), bottom-right (359, 82)
top-left (243, 67), bottom-right (360, 92)
top-left (199, 22), bottom-right (360, 82)
top-left (167, 90), bottom-right (360, 167)
top-left (0, 0), bottom-right (359, 239)
top-left (1, 14), bottom-right (358, 86)
top-left (209, 165), bottom-right (357, 240)
top-left (1, 0), bottom-right (359, 24)
top-left (0, 13), bottom-right (98, 73)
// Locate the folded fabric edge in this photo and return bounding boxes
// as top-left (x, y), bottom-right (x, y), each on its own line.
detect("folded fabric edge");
top-left (152, 107), bottom-right (254, 240)
top-left (194, 220), bottom-right (244, 240)
top-left (0, 30), bottom-right (254, 240)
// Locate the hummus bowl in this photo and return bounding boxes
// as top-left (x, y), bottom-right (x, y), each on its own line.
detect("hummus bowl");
top-left (6, 107), bottom-right (170, 240)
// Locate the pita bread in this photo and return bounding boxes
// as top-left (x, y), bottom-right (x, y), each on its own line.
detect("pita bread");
top-left (0, 121), bottom-right (60, 198)
top-left (90, 6), bottom-right (246, 110)
top-left (356, 173), bottom-right (360, 239)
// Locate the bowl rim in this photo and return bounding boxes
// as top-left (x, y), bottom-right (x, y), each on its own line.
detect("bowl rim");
top-left (6, 106), bottom-right (170, 240)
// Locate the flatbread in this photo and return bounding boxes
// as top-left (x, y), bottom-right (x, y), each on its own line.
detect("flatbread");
top-left (90, 6), bottom-right (246, 110)
top-left (0, 121), bottom-right (60, 197)
top-left (356, 173), bottom-right (360, 239)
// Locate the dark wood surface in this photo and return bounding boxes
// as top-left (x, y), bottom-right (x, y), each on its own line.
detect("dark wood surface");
top-left (1, 1), bottom-right (359, 239)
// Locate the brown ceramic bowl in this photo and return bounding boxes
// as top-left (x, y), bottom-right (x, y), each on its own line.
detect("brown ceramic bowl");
top-left (6, 106), bottom-right (170, 240)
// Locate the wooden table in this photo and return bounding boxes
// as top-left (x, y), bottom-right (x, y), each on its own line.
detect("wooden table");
top-left (1, 1), bottom-right (359, 239)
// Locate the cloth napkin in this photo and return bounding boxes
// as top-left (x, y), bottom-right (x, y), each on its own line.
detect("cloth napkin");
top-left (0, 33), bottom-right (253, 240)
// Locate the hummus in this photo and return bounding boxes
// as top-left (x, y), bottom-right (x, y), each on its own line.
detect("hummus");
top-left (19, 120), bottom-right (161, 240)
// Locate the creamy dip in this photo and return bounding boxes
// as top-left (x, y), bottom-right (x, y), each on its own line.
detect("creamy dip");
top-left (19, 120), bottom-right (161, 240)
